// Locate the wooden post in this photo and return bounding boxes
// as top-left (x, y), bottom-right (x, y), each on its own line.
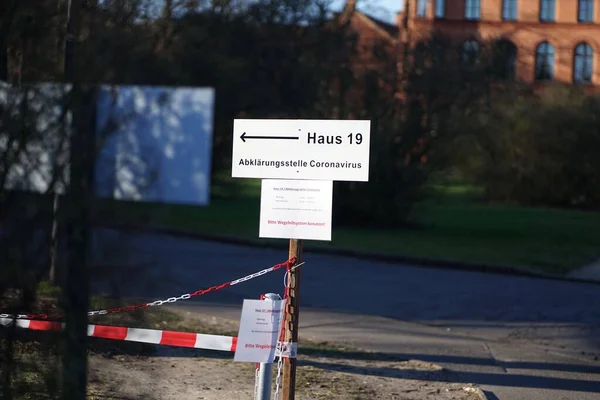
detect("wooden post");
top-left (281, 239), bottom-right (302, 400)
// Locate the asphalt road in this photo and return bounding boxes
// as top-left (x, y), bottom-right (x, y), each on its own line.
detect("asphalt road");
top-left (91, 229), bottom-right (600, 400)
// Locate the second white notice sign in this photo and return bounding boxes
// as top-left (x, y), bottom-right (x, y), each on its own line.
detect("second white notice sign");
top-left (259, 179), bottom-right (333, 241)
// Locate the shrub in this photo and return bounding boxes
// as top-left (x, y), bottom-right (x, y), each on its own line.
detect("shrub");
top-left (450, 85), bottom-right (600, 209)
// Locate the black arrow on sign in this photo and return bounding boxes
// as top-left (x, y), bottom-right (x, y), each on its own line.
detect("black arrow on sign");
top-left (240, 132), bottom-right (299, 143)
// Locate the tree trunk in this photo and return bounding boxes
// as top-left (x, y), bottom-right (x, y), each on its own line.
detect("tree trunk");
top-left (60, 1), bottom-right (95, 399)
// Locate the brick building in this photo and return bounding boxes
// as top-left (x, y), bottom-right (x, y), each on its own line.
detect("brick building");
top-left (396, 0), bottom-right (600, 84)
top-left (340, 1), bottom-right (399, 72)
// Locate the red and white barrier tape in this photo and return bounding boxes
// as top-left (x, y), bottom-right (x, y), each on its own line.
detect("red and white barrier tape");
top-left (0, 258), bottom-right (296, 321)
top-left (0, 317), bottom-right (297, 357)
top-left (0, 317), bottom-right (237, 352)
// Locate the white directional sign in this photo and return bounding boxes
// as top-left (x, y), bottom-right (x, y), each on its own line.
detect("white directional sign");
top-left (231, 119), bottom-right (371, 182)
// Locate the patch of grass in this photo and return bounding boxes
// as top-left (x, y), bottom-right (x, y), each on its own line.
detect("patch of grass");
top-left (98, 177), bottom-right (600, 275)
top-left (425, 182), bottom-right (486, 203)
top-left (11, 283), bottom-right (200, 337)
top-left (325, 202), bottom-right (600, 274)
top-left (13, 282), bottom-right (230, 337)
top-left (36, 281), bottom-right (61, 298)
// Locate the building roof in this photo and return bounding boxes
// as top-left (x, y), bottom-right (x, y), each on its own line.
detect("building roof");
top-left (360, 13), bottom-right (399, 38)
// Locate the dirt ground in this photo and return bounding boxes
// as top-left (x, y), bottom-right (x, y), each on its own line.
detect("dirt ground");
top-left (87, 312), bottom-right (485, 400)
top-left (88, 351), bottom-right (484, 400)
top-left (3, 295), bottom-right (484, 400)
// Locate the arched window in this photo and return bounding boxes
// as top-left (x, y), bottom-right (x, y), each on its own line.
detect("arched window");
top-left (417, 0), bottom-right (428, 17)
top-left (462, 40), bottom-right (480, 66)
top-left (465, 0), bottom-right (481, 20)
top-left (574, 43), bottom-right (594, 83)
top-left (493, 40), bottom-right (518, 80)
top-left (535, 42), bottom-right (555, 81)
top-left (540, 0), bottom-right (555, 22)
top-left (435, 0), bottom-right (446, 18)
top-left (502, 0), bottom-right (518, 21)
top-left (579, 0), bottom-right (594, 22)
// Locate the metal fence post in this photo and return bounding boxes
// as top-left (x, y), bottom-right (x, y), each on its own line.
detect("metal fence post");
top-left (256, 292), bottom-right (282, 400)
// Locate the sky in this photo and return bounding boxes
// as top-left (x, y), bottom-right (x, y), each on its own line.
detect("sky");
top-left (331, 0), bottom-right (404, 23)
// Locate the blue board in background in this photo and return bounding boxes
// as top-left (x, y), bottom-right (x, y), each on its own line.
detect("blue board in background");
top-left (95, 85), bottom-right (214, 206)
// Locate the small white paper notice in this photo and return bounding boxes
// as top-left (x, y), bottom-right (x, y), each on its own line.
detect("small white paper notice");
top-left (259, 179), bottom-right (333, 241)
top-left (234, 299), bottom-right (284, 363)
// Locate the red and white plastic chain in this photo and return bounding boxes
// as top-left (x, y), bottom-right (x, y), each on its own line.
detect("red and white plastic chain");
top-left (0, 258), bottom-right (296, 321)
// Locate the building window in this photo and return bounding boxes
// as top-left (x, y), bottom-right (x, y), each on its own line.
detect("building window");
top-left (465, 0), bottom-right (481, 20)
top-left (502, 0), bottom-right (518, 20)
top-left (417, 0), bottom-right (428, 17)
top-left (579, 0), bottom-right (594, 22)
top-left (535, 42), bottom-right (555, 81)
top-left (462, 40), bottom-right (480, 66)
top-left (493, 40), bottom-right (518, 80)
top-left (574, 43), bottom-right (594, 83)
top-left (435, 0), bottom-right (446, 18)
top-left (539, 0), bottom-right (555, 22)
